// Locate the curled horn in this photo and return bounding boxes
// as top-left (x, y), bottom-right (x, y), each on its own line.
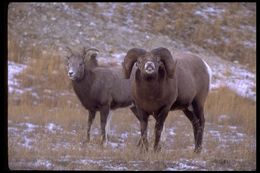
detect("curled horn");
top-left (122, 48), bottom-right (146, 79)
top-left (84, 48), bottom-right (99, 54)
top-left (65, 46), bottom-right (73, 59)
top-left (151, 47), bottom-right (176, 78)
top-left (83, 47), bottom-right (100, 67)
top-left (83, 47), bottom-right (99, 58)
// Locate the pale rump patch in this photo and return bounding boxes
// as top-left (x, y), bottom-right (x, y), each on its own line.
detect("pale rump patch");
top-left (105, 111), bottom-right (112, 144)
top-left (202, 59), bottom-right (212, 91)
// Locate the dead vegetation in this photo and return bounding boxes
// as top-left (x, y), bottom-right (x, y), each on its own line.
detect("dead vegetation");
top-left (80, 3), bottom-right (255, 71)
top-left (8, 3), bottom-right (256, 72)
top-left (8, 47), bottom-right (256, 170)
top-left (8, 2), bottom-right (256, 170)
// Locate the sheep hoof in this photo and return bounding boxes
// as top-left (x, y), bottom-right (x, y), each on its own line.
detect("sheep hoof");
top-left (99, 136), bottom-right (109, 147)
top-left (139, 146), bottom-right (148, 153)
top-left (194, 146), bottom-right (202, 154)
top-left (138, 140), bottom-right (149, 152)
top-left (154, 144), bottom-right (162, 152)
top-left (136, 138), bottom-right (142, 147)
top-left (100, 137), bottom-right (104, 145)
top-left (82, 139), bottom-right (90, 145)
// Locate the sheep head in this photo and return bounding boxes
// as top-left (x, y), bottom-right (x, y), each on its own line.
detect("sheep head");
top-left (123, 47), bottom-right (176, 80)
top-left (65, 47), bottom-right (99, 81)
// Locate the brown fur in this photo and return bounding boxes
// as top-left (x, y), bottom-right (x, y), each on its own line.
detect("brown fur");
top-left (122, 47), bottom-right (210, 153)
top-left (66, 47), bottom-right (136, 145)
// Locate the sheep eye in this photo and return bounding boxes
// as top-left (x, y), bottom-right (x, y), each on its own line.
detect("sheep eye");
top-left (136, 61), bottom-right (141, 68)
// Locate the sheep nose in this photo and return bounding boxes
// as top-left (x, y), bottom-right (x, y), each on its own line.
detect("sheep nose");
top-left (144, 61), bottom-right (155, 74)
top-left (68, 71), bottom-right (74, 77)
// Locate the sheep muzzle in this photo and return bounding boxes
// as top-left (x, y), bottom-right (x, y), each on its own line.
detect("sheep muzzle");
top-left (144, 61), bottom-right (156, 74)
top-left (68, 70), bottom-right (77, 80)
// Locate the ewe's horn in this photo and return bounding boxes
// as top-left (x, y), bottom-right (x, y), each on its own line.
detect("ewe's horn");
top-left (83, 47), bottom-right (99, 54)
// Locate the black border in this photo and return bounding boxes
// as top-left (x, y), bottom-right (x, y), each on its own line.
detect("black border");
top-left (3, 0), bottom-right (258, 171)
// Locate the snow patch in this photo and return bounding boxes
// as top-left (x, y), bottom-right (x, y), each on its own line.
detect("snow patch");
top-left (166, 159), bottom-right (206, 171)
top-left (8, 61), bottom-right (27, 94)
top-left (46, 123), bottom-right (63, 133)
top-left (194, 7), bottom-right (225, 21)
top-left (218, 114), bottom-right (230, 123)
top-left (24, 122), bottom-right (39, 132)
top-left (35, 159), bottom-right (53, 169)
top-left (243, 40), bottom-right (256, 48)
top-left (168, 128), bottom-right (176, 136)
top-left (211, 63), bottom-right (256, 101)
top-left (107, 141), bottom-right (120, 149)
top-left (21, 136), bottom-right (34, 149)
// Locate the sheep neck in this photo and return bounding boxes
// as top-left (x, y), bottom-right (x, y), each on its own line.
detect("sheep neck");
top-left (136, 75), bottom-right (165, 99)
top-left (72, 67), bottom-right (95, 106)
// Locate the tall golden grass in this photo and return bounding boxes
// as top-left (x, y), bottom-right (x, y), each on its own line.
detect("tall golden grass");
top-left (8, 34), bottom-right (255, 170)
top-left (205, 87), bottom-right (256, 135)
top-left (8, 39), bottom-right (256, 134)
top-left (8, 51), bottom-right (256, 136)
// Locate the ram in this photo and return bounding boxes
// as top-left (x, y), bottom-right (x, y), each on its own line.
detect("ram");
top-left (65, 47), bottom-right (136, 145)
top-left (123, 47), bottom-right (211, 153)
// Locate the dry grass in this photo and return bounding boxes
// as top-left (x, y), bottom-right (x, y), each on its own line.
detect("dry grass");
top-left (8, 41), bottom-right (255, 170)
top-left (8, 36), bottom-right (27, 63)
top-left (8, 82), bottom-right (256, 170)
top-left (113, 3), bottom-right (256, 71)
top-left (16, 48), bottom-right (70, 92)
top-left (205, 87), bottom-right (256, 135)
top-left (117, 3), bottom-right (256, 72)
top-left (177, 3), bottom-right (254, 70)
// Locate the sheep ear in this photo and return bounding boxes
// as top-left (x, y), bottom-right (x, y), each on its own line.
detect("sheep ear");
top-left (151, 47), bottom-right (176, 78)
top-left (123, 48), bottom-right (146, 79)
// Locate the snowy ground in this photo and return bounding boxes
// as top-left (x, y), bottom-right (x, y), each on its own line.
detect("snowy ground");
top-left (8, 50), bottom-right (256, 101)
top-left (8, 117), bottom-right (254, 170)
top-left (7, 3), bottom-right (255, 170)
top-left (210, 61), bottom-right (256, 101)
top-left (8, 61), bottom-right (27, 94)
top-left (7, 58), bottom-right (256, 170)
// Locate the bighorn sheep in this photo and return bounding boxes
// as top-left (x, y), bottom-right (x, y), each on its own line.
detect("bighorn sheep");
top-left (122, 47), bottom-right (211, 153)
top-left (65, 47), bottom-right (137, 145)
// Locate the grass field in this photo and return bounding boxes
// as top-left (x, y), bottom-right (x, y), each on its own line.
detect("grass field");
top-left (7, 3), bottom-right (256, 170)
top-left (8, 46), bottom-right (256, 170)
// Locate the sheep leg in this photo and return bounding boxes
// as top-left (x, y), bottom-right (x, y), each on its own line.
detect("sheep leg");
top-left (130, 105), bottom-right (147, 147)
top-left (183, 108), bottom-right (199, 151)
top-left (137, 108), bottom-right (149, 151)
top-left (106, 111), bottom-right (112, 143)
top-left (130, 106), bottom-right (141, 122)
top-left (85, 110), bottom-right (96, 143)
top-left (130, 105), bottom-right (143, 147)
top-left (192, 101), bottom-right (205, 153)
top-left (183, 102), bottom-right (204, 153)
top-left (100, 106), bottom-right (110, 146)
top-left (153, 107), bottom-right (169, 152)
top-left (139, 118), bottom-right (149, 151)
top-left (160, 123), bottom-right (166, 143)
